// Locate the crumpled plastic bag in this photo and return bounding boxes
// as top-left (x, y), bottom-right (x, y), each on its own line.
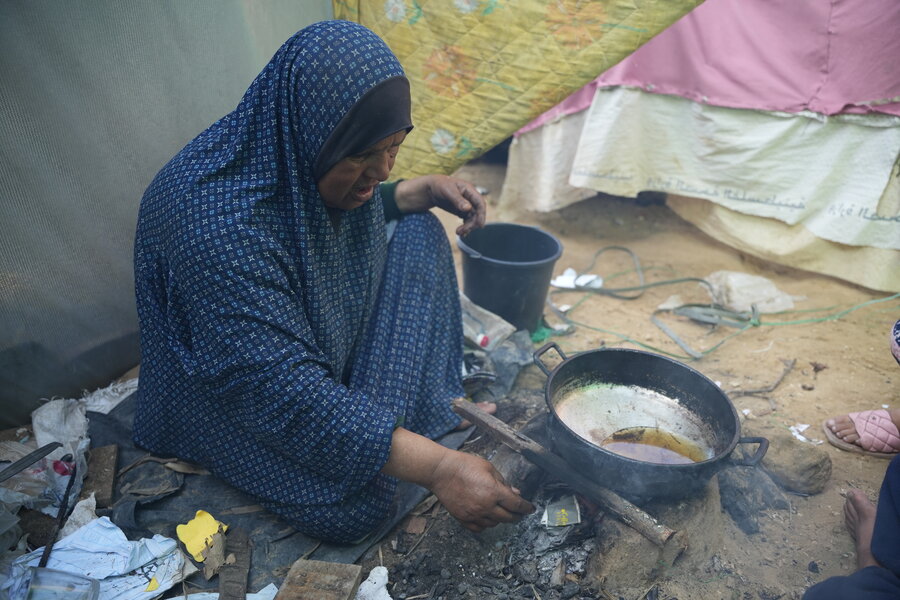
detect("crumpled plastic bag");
top-left (0, 441), bottom-right (52, 507)
top-left (704, 271), bottom-right (800, 313)
top-left (461, 292), bottom-right (516, 351)
top-left (355, 566), bottom-right (392, 600)
top-left (31, 399), bottom-right (91, 517)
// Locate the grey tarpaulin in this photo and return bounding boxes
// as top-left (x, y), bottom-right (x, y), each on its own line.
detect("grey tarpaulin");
top-left (0, 1), bottom-right (332, 427)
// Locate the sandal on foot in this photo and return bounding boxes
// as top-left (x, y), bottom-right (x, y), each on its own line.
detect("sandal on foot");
top-left (822, 409), bottom-right (900, 458)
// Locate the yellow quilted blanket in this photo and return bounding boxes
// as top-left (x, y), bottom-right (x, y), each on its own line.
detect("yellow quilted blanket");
top-left (334, 0), bottom-right (702, 178)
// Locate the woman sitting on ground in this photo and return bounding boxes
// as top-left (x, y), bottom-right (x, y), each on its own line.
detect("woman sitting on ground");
top-left (132, 20), bottom-right (533, 543)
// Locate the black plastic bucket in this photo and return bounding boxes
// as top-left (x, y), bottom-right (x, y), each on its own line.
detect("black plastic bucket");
top-left (457, 223), bottom-right (563, 332)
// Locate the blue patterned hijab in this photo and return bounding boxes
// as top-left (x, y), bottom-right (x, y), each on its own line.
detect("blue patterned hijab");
top-left (136, 21), bottom-right (410, 386)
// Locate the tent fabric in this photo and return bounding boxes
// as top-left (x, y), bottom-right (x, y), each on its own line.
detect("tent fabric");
top-left (0, 2), bottom-right (332, 427)
top-left (497, 90), bottom-right (900, 292)
top-left (333, 0), bottom-right (703, 179)
top-left (497, 0), bottom-right (900, 291)
top-left (568, 89), bottom-right (900, 251)
top-left (503, 88), bottom-right (900, 251)
top-left (519, 0), bottom-right (900, 136)
top-left (596, 0), bottom-right (900, 118)
top-left (666, 196), bottom-right (900, 294)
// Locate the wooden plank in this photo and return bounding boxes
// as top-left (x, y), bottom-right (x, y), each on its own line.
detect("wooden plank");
top-left (490, 413), bottom-right (548, 501)
top-left (80, 444), bottom-right (118, 508)
top-left (275, 559), bottom-right (362, 600)
top-left (451, 399), bottom-right (677, 548)
top-left (218, 528), bottom-right (250, 600)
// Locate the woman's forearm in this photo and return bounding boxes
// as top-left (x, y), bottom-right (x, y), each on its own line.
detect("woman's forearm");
top-left (381, 426), bottom-right (449, 488)
top-left (382, 426), bottom-right (535, 532)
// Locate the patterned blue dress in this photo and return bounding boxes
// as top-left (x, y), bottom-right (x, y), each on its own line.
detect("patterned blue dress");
top-left (133, 21), bottom-right (464, 543)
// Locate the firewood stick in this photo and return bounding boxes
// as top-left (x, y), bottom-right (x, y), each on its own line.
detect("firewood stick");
top-left (452, 399), bottom-right (676, 548)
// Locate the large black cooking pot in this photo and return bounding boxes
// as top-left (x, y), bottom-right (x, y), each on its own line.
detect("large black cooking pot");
top-left (534, 342), bottom-right (768, 502)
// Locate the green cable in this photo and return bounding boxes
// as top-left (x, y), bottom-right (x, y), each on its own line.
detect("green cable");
top-left (546, 244), bottom-right (900, 360)
top-left (560, 316), bottom-right (751, 361)
top-left (751, 293), bottom-right (900, 326)
top-left (572, 246), bottom-right (713, 299)
top-left (560, 294), bottom-right (899, 360)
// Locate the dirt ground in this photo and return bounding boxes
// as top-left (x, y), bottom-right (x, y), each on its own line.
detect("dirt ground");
top-left (358, 160), bottom-right (900, 600)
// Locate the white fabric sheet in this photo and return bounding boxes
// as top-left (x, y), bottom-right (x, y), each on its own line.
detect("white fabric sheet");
top-left (569, 88), bottom-right (900, 250)
top-left (497, 87), bottom-right (900, 291)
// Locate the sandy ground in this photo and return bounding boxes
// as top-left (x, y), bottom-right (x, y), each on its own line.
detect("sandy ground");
top-left (359, 161), bottom-right (900, 600)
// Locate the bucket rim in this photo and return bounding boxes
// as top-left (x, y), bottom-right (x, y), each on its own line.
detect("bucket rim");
top-left (456, 222), bottom-right (563, 267)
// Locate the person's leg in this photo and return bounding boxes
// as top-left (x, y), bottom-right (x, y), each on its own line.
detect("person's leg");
top-left (261, 472), bottom-right (396, 544)
top-left (803, 492), bottom-right (896, 599)
top-left (804, 567), bottom-right (900, 599)
top-left (845, 489), bottom-right (879, 570)
top-left (260, 214), bottom-right (484, 543)
top-left (349, 212), bottom-right (467, 439)
top-left (872, 455), bottom-right (900, 573)
top-left (804, 457), bottom-right (900, 599)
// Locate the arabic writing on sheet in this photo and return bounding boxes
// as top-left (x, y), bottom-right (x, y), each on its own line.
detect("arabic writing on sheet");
top-left (642, 176), bottom-right (807, 210)
top-left (572, 167), bottom-right (634, 182)
top-left (826, 203), bottom-right (900, 222)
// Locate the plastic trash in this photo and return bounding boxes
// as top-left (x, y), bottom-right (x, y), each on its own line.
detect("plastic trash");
top-left (355, 566), bottom-right (392, 600)
top-left (1, 517), bottom-right (192, 600)
top-left (461, 293), bottom-right (515, 351)
top-left (25, 567), bottom-right (99, 600)
top-left (540, 495), bottom-right (582, 527)
top-left (704, 271), bottom-right (798, 313)
top-left (551, 267), bottom-right (603, 290)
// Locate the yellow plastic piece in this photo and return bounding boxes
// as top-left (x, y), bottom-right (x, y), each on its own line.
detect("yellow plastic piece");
top-left (175, 510), bottom-right (228, 562)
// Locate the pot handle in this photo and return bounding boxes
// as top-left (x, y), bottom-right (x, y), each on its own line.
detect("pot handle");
top-left (533, 342), bottom-right (568, 377)
top-left (731, 437), bottom-right (769, 467)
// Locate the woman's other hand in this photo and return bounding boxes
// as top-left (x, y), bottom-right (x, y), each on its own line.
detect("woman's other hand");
top-left (394, 175), bottom-right (487, 236)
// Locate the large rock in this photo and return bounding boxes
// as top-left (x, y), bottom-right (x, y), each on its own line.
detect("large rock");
top-left (742, 424), bottom-right (832, 495)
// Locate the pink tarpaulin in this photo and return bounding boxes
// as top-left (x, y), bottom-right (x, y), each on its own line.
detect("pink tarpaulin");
top-left (518, 0), bottom-right (900, 135)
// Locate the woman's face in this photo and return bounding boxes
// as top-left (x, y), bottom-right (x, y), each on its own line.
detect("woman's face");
top-left (318, 130), bottom-right (407, 211)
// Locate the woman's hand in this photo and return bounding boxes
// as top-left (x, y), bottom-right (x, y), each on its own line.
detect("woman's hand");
top-left (394, 175), bottom-right (487, 236)
top-left (383, 428), bottom-right (534, 532)
top-left (428, 449), bottom-right (535, 532)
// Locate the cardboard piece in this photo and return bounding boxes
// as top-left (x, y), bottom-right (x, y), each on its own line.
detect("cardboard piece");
top-left (81, 444), bottom-right (118, 507)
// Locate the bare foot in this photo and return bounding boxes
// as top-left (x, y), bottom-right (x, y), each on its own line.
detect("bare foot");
top-left (844, 489), bottom-right (880, 569)
top-left (454, 401), bottom-right (496, 430)
top-left (826, 408), bottom-right (900, 448)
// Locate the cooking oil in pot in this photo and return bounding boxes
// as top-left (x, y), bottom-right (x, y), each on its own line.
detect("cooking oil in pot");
top-left (553, 381), bottom-right (716, 464)
top-left (599, 426), bottom-right (708, 464)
